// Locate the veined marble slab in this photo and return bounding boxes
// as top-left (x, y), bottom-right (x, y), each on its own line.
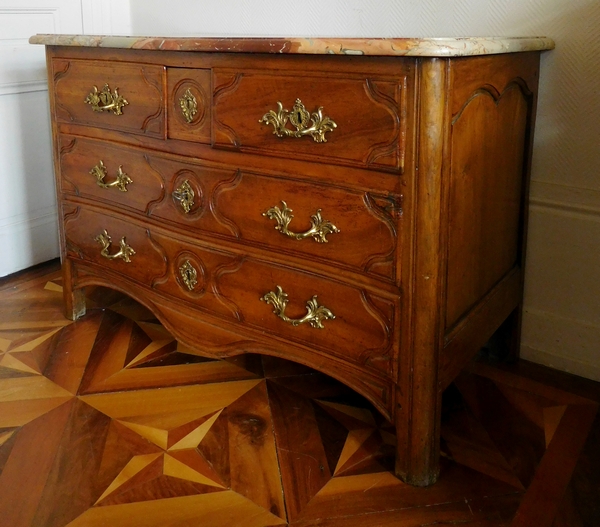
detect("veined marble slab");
top-left (29, 35), bottom-right (554, 57)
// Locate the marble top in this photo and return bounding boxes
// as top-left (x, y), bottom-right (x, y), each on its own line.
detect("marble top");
top-left (29, 35), bottom-right (554, 57)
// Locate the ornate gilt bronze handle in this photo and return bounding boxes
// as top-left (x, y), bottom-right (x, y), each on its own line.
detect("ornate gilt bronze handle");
top-left (261, 285), bottom-right (335, 329)
top-left (89, 161), bottom-right (132, 192)
top-left (179, 88), bottom-right (198, 123)
top-left (179, 260), bottom-right (198, 291)
top-left (172, 180), bottom-right (195, 213)
top-left (260, 99), bottom-right (337, 143)
top-left (95, 230), bottom-right (135, 262)
top-left (85, 83), bottom-right (128, 115)
top-left (263, 201), bottom-right (340, 243)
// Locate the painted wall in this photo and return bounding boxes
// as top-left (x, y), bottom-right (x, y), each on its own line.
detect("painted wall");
top-left (127, 0), bottom-right (600, 381)
top-left (0, 0), bottom-right (130, 278)
top-left (0, 1), bottom-right (80, 277)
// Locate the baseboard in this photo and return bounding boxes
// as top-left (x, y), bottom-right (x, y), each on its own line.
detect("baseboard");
top-left (521, 308), bottom-right (600, 382)
top-left (0, 209), bottom-right (59, 277)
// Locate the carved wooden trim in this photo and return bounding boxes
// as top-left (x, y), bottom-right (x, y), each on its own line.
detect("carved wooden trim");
top-left (210, 169), bottom-right (243, 238)
top-left (63, 205), bottom-right (84, 259)
top-left (212, 72), bottom-right (244, 148)
top-left (140, 66), bottom-right (165, 137)
top-left (142, 154), bottom-right (167, 214)
top-left (363, 77), bottom-right (407, 172)
top-left (361, 191), bottom-right (402, 280)
top-left (146, 230), bottom-right (169, 287)
top-left (58, 137), bottom-right (78, 194)
top-left (452, 79), bottom-right (533, 125)
top-left (358, 290), bottom-right (395, 371)
top-left (212, 254), bottom-right (246, 321)
top-left (53, 59), bottom-right (74, 122)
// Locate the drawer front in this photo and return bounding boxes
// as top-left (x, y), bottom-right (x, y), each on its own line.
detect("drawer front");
top-left (146, 231), bottom-right (397, 375)
top-left (217, 257), bottom-right (397, 374)
top-left (63, 205), bottom-right (168, 286)
top-left (147, 156), bottom-right (402, 281)
top-left (59, 135), bottom-right (165, 213)
top-left (167, 67), bottom-right (211, 143)
top-left (212, 69), bottom-right (409, 172)
top-left (52, 58), bottom-right (165, 138)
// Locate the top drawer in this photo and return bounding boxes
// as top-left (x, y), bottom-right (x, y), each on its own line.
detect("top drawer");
top-left (52, 59), bottom-right (165, 138)
top-left (212, 68), bottom-right (410, 172)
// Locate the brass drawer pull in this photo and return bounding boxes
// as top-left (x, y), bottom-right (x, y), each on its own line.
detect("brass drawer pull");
top-left (89, 160), bottom-right (132, 192)
top-left (261, 285), bottom-right (335, 329)
top-left (263, 200), bottom-right (339, 243)
top-left (179, 88), bottom-right (198, 123)
top-left (172, 180), bottom-right (195, 213)
top-left (260, 99), bottom-right (337, 143)
top-left (95, 230), bottom-right (135, 262)
top-left (85, 83), bottom-right (129, 115)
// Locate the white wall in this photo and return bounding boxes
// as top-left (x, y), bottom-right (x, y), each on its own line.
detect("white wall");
top-left (0, 0), bottom-right (130, 278)
top-left (127, 0), bottom-right (600, 381)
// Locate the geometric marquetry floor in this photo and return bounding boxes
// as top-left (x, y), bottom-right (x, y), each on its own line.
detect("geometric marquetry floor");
top-left (0, 260), bottom-right (598, 526)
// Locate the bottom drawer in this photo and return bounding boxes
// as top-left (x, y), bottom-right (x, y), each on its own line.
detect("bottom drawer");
top-left (149, 233), bottom-right (399, 374)
top-left (63, 204), bottom-right (168, 286)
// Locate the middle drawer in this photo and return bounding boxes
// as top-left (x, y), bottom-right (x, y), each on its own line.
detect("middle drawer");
top-left (59, 136), bottom-right (402, 282)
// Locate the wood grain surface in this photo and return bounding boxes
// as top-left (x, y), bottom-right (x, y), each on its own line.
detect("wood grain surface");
top-left (44, 43), bottom-right (549, 487)
top-left (0, 262), bottom-right (598, 526)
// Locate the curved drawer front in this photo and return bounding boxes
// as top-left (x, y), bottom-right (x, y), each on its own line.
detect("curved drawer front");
top-left (146, 230), bottom-right (397, 375)
top-left (217, 258), bottom-right (397, 374)
top-left (147, 156), bottom-right (402, 282)
top-left (212, 68), bottom-right (409, 172)
top-left (52, 58), bottom-right (165, 138)
top-left (58, 135), bottom-right (165, 213)
top-left (63, 205), bottom-right (168, 286)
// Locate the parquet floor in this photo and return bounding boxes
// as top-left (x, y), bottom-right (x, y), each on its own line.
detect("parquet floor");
top-left (0, 260), bottom-right (598, 526)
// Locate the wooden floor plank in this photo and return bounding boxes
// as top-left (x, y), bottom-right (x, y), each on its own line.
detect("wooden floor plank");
top-left (296, 462), bottom-right (521, 523)
top-left (267, 380), bottom-right (333, 522)
top-left (442, 399), bottom-right (525, 490)
top-left (0, 259), bottom-right (60, 292)
top-left (511, 403), bottom-right (599, 527)
top-left (0, 261), bottom-right (599, 527)
top-left (31, 399), bottom-right (116, 527)
top-left (65, 492), bottom-right (287, 527)
top-left (292, 497), bottom-right (515, 527)
top-left (467, 362), bottom-right (598, 406)
top-left (43, 312), bottom-right (105, 395)
top-left (558, 410), bottom-right (600, 525)
top-left (80, 379), bottom-right (261, 423)
top-left (0, 400), bottom-right (74, 527)
top-left (455, 373), bottom-right (547, 488)
top-left (226, 381), bottom-right (287, 521)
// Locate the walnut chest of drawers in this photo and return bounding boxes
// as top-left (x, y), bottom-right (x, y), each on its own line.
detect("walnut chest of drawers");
top-left (31, 34), bottom-right (553, 486)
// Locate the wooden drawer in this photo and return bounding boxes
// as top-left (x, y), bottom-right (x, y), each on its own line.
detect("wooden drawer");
top-left (58, 135), bottom-right (164, 213)
top-left (147, 231), bottom-right (397, 375)
top-left (52, 58), bottom-right (165, 138)
top-left (63, 205), bottom-right (168, 286)
top-left (167, 67), bottom-right (211, 143)
top-left (147, 156), bottom-right (403, 282)
top-left (212, 68), bottom-right (409, 172)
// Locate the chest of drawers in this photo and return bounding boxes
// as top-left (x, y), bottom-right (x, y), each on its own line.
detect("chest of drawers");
top-left (31, 34), bottom-right (553, 486)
